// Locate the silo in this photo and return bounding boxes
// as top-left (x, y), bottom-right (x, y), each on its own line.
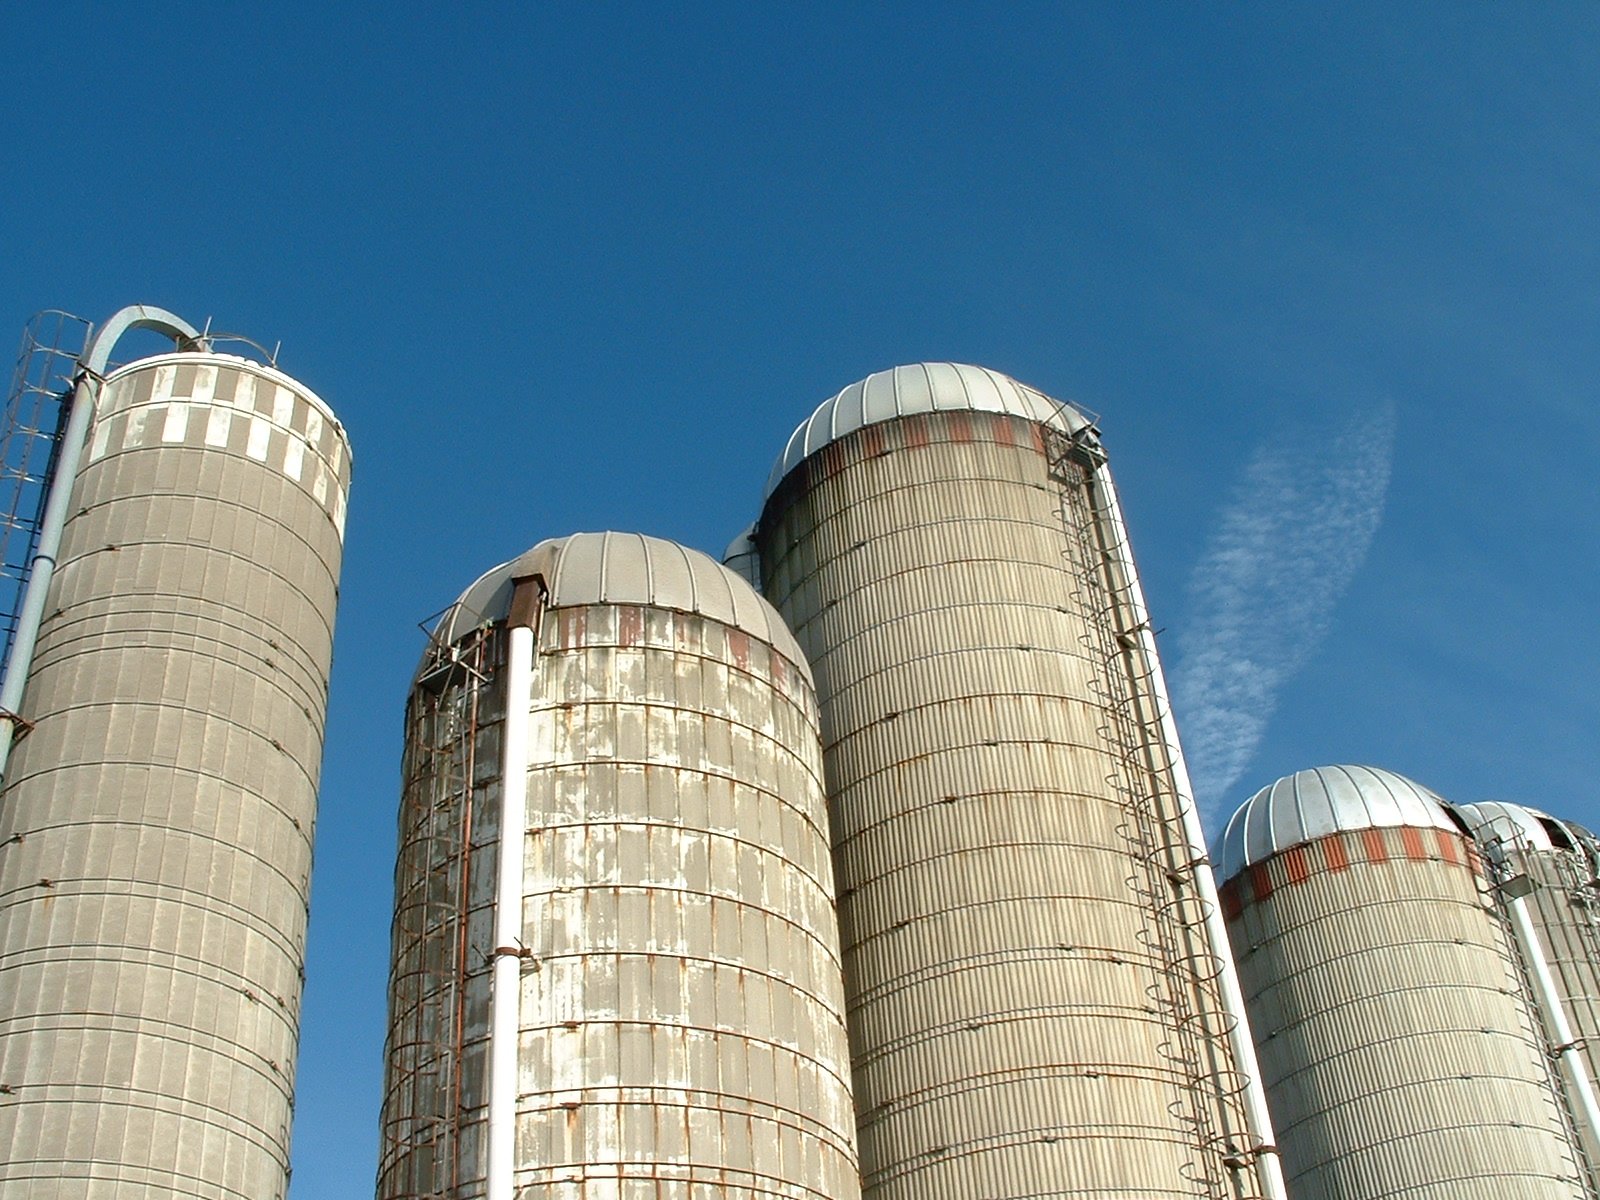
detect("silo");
top-left (0, 335), bottom-right (351, 1198)
top-left (1454, 800), bottom-right (1600, 1181)
top-left (747, 363), bottom-right (1283, 1199)
top-left (376, 532), bottom-right (860, 1200)
top-left (1217, 765), bottom-right (1590, 1199)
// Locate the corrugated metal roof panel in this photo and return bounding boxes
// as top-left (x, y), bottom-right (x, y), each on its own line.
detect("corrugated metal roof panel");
top-left (764, 363), bottom-right (1092, 497)
top-left (1218, 765), bottom-right (1455, 882)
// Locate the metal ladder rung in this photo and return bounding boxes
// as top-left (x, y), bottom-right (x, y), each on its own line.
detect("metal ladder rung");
top-left (0, 311), bottom-right (92, 677)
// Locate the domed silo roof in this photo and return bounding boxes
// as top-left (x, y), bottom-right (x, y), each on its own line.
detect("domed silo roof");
top-left (1454, 800), bottom-right (1562, 853)
top-left (721, 522), bottom-right (762, 590)
top-left (1218, 764), bottom-right (1456, 882)
top-left (1454, 798), bottom-right (1600, 860)
top-left (427, 530), bottom-right (807, 679)
top-left (763, 362), bottom-right (1093, 497)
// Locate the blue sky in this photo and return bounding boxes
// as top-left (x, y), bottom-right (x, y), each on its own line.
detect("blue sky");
top-left (4, 6), bottom-right (1597, 1196)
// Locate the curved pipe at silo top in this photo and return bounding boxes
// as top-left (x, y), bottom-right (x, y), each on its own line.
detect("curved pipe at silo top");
top-left (1218, 766), bottom-right (1591, 1199)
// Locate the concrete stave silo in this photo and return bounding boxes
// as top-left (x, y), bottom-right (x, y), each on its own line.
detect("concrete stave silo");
top-left (1454, 800), bottom-right (1600, 1182)
top-left (377, 531), bottom-right (860, 1200)
top-left (1218, 765), bottom-right (1591, 1199)
top-left (0, 332), bottom-right (351, 1199)
top-left (746, 363), bottom-right (1282, 1200)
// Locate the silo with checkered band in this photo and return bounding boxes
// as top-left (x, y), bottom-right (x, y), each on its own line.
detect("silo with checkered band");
top-left (1218, 765), bottom-right (1590, 1199)
top-left (0, 346), bottom-right (351, 1200)
top-left (744, 363), bottom-right (1284, 1200)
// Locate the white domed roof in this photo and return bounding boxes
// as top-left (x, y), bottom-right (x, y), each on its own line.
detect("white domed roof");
top-left (764, 362), bottom-right (1093, 498)
top-left (1452, 800), bottom-right (1597, 859)
top-left (721, 523), bottom-right (762, 590)
top-left (427, 531), bottom-right (808, 680)
top-left (1218, 765), bottom-right (1456, 882)
top-left (1453, 801), bottom-right (1558, 853)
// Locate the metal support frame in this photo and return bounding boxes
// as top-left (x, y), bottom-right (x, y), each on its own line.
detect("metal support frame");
top-left (0, 305), bottom-right (200, 781)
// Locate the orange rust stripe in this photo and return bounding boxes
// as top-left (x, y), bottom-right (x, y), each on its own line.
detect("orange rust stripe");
top-left (822, 441), bottom-right (846, 478)
top-left (1322, 834), bottom-right (1350, 872)
top-left (1284, 845), bottom-right (1310, 885)
top-left (1361, 828), bottom-right (1389, 863)
top-left (1249, 862), bottom-right (1273, 901)
top-left (1220, 879), bottom-right (1243, 920)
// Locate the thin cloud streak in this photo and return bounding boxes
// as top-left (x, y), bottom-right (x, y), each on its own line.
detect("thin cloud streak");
top-left (1172, 402), bottom-right (1398, 820)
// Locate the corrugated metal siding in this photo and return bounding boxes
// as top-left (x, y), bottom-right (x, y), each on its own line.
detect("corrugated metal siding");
top-left (758, 410), bottom-right (1262, 1199)
top-left (1226, 828), bottom-right (1589, 1198)
top-left (379, 598), bottom-right (860, 1199)
top-left (0, 354), bottom-right (350, 1199)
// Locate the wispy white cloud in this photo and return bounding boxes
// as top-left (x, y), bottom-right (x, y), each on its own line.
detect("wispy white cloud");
top-left (1171, 401), bottom-right (1398, 819)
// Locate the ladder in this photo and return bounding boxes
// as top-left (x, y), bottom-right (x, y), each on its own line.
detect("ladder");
top-left (1049, 427), bottom-right (1261, 1200)
top-left (0, 311), bottom-right (91, 680)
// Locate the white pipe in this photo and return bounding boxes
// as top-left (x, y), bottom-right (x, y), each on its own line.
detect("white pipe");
top-left (1090, 463), bottom-right (1289, 1200)
top-left (1507, 893), bottom-right (1600, 1155)
top-left (486, 621), bottom-right (535, 1200)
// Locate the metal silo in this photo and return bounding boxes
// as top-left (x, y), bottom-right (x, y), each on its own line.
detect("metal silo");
top-left (1218, 765), bottom-right (1591, 1199)
top-left (746, 363), bottom-right (1284, 1199)
top-left (1454, 800), bottom-right (1600, 1182)
top-left (377, 531), bottom-right (860, 1200)
top-left (0, 311), bottom-right (351, 1199)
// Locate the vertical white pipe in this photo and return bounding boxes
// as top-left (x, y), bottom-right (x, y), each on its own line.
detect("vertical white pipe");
top-left (1507, 893), bottom-right (1600, 1154)
top-left (486, 621), bottom-right (535, 1200)
top-left (1091, 464), bottom-right (1289, 1200)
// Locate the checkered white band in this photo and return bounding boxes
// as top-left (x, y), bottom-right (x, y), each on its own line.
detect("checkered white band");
top-left (90, 359), bottom-right (351, 541)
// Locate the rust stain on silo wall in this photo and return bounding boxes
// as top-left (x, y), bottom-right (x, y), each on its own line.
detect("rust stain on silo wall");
top-left (379, 535), bottom-right (860, 1200)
